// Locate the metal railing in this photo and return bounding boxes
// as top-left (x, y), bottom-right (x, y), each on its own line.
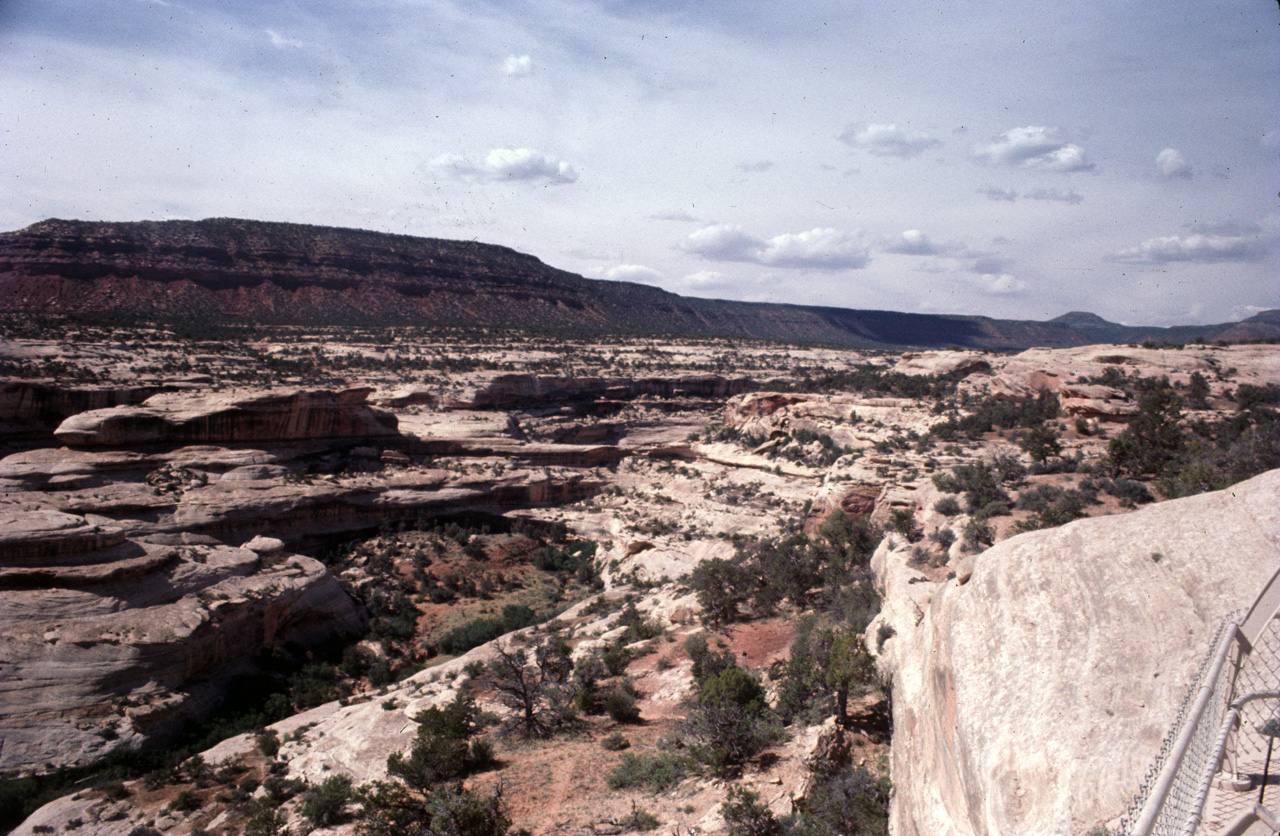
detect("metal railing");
top-left (1118, 566), bottom-right (1280, 836)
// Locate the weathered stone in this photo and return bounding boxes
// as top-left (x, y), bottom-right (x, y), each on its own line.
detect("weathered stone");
top-left (54, 388), bottom-right (397, 447)
top-left (879, 469), bottom-right (1280, 836)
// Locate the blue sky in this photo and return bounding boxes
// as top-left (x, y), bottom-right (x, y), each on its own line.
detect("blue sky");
top-left (2, 0), bottom-right (1277, 325)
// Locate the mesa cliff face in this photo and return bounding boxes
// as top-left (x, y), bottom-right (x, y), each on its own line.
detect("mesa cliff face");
top-left (5, 218), bottom-right (1272, 348)
top-left (874, 469), bottom-right (1280, 836)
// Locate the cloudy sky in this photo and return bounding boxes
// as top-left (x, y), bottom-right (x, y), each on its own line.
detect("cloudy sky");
top-left (2, 1), bottom-right (1277, 326)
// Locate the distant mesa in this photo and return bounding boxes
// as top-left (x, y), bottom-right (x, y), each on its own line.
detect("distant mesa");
top-left (1, 218), bottom-right (1274, 349)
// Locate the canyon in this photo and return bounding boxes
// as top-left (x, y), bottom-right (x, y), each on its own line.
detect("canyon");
top-left (0, 316), bottom-right (1274, 836)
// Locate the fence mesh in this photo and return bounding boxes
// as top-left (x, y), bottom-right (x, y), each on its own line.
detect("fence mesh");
top-left (1116, 611), bottom-right (1280, 836)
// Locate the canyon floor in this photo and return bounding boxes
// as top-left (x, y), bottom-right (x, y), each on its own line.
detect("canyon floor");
top-left (1, 318), bottom-right (1277, 836)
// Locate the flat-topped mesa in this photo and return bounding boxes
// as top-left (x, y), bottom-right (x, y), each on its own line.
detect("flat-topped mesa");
top-left (54, 387), bottom-right (398, 447)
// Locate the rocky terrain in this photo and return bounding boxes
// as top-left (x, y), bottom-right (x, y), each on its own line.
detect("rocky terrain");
top-left (0, 318), bottom-right (1276, 836)
top-left (5, 219), bottom-right (1277, 348)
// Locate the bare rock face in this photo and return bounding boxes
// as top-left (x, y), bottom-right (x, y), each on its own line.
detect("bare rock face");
top-left (54, 387), bottom-right (397, 447)
top-left (0, 512), bottom-right (365, 776)
top-left (880, 469), bottom-right (1280, 836)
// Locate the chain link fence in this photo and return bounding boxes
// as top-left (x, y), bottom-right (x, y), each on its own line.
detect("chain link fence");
top-left (1117, 569), bottom-right (1280, 836)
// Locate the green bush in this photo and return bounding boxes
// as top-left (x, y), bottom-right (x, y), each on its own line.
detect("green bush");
top-left (933, 496), bottom-right (961, 516)
top-left (605, 683), bottom-right (642, 724)
top-left (357, 782), bottom-right (512, 836)
top-left (605, 752), bottom-right (691, 791)
top-left (601, 732), bottom-right (631, 751)
top-left (301, 775), bottom-right (354, 828)
top-left (722, 786), bottom-right (782, 836)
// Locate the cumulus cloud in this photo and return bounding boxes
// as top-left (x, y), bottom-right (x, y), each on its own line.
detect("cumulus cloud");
top-left (604, 264), bottom-right (663, 284)
top-left (984, 274), bottom-right (1026, 294)
top-left (433, 148), bottom-right (578, 184)
top-left (683, 224), bottom-right (764, 262)
top-left (883, 229), bottom-right (943, 256)
top-left (1156, 148), bottom-right (1192, 179)
top-left (683, 225), bottom-right (869, 270)
top-left (761, 228), bottom-right (870, 269)
top-left (1112, 232), bottom-right (1267, 264)
top-left (1024, 187), bottom-right (1083, 204)
top-left (502, 54), bottom-right (532, 76)
top-left (682, 270), bottom-right (727, 286)
top-left (973, 126), bottom-right (1094, 172)
top-left (839, 123), bottom-right (941, 158)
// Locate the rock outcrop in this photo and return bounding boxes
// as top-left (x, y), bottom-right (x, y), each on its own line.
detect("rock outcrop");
top-left (54, 387), bottom-right (397, 447)
top-left (876, 469), bottom-right (1280, 836)
top-left (0, 511), bottom-right (366, 776)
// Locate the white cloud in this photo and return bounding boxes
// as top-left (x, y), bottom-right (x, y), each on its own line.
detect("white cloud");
top-left (682, 270), bottom-right (727, 286)
top-left (761, 228), bottom-right (869, 269)
top-left (883, 229), bottom-right (942, 256)
top-left (682, 225), bottom-right (869, 270)
top-left (736, 160), bottom-right (773, 173)
top-left (840, 123), bottom-right (941, 158)
top-left (433, 148), bottom-right (578, 185)
top-left (502, 54), bottom-right (532, 76)
top-left (1112, 233), bottom-right (1266, 264)
top-left (1156, 147), bottom-right (1192, 179)
top-left (266, 30), bottom-right (304, 49)
top-left (683, 224), bottom-right (764, 262)
top-left (973, 126), bottom-right (1094, 172)
top-left (604, 264), bottom-right (663, 283)
top-left (978, 185), bottom-right (1019, 202)
top-left (985, 274), bottom-right (1026, 294)
top-left (1024, 187), bottom-right (1083, 204)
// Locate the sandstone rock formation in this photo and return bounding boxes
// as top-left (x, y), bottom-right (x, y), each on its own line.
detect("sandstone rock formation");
top-left (54, 387), bottom-right (397, 447)
top-left (875, 469), bottom-right (1280, 836)
top-left (0, 510), bottom-right (366, 776)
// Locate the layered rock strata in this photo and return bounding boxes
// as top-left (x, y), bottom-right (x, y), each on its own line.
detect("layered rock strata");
top-left (0, 510), bottom-right (366, 776)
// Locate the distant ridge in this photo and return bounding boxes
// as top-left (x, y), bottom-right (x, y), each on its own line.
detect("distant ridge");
top-left (0, 218), bottom-right (1273, 350)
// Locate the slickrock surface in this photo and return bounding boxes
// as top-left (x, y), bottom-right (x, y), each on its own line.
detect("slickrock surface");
top-left (873, 469), bottom-right (1280, 836)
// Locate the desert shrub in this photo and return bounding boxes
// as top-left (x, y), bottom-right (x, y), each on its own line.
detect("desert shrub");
top-left (1100, 478), bottom-right (1154, 506)
top-left (1186, 372), bottom-right (1210, 409)
top-left (932, 528), bottom-right (956, 551)
top-left (933, 495), bottom-right (961, 516)
top-left (797, 766), bottom-right (891, 836)
top-left (1017, 424), bottom-right (1062, 464)
top-left (887, 508), bottom-right (919, 542)
top-left (437, 605), bottom-right (540, 655)
top-left (934, 462), bottom-right (1007, 513)
top-left (301, 775), bottom-right (355, 828)
top-left (1015, 489), bottom-right (1088, 532)
top-left (689, 558), bottom-right (753, 625)
top-left (1108, 381), bottom-right (1184, 476)
top-left (722, 786), bottom-right (782, 836)
top-left (387, 692), bottom-right (487, 789)
top-left (601, 732), bottom-right (631, 751)
top-left (774, 621), bottom-right (877, 726)
top-left (605, 682), bottom-right (642, 723)
top-left (687, 660), bottom-right (784, 775)
top-left (171, 790), bottom-right (201, 813)
top-left (605, 752), bottom-right (691, 791)
top-left (962, 517), bottom-right (994, 550)
top-left (620, 804), bottom-right (661, 832)
top-left (357, 782), bottom-right (512, 836)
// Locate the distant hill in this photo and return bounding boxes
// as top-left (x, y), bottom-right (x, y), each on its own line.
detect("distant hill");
top-left (1, 218), bottom-right (1273, 350)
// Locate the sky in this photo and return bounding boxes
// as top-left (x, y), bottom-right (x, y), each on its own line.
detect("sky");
top-left (1, 0), bottom-right (1278, 326)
